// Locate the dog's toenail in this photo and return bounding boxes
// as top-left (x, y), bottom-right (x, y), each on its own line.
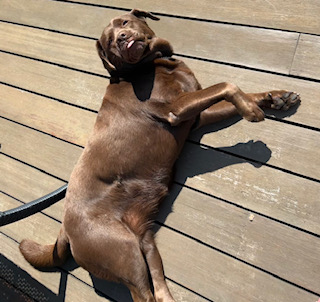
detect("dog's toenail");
top-left (290, 94), bottom-right (298, 101)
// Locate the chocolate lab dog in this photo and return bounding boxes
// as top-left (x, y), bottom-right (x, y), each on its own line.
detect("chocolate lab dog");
top-left (20, 9), bottom-right (300, 302)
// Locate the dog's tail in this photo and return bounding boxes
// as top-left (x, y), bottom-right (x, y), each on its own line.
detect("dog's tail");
top-left (19, 228), bottom-right (70, 268)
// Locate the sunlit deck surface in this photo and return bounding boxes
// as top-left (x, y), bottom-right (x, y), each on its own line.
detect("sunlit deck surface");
top-left (1, 1), bottom-right (320, 301)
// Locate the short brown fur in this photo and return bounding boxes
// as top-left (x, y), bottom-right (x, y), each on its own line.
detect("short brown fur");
top-left (19, 9), bottom-right (300, 302)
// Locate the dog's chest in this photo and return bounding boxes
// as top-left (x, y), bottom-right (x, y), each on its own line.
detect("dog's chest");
top-left (152, 62), bottom-right (200, 101)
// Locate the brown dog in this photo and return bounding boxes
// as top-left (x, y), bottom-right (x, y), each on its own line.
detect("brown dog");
top-left (19, 9), bottom-right (300, 302)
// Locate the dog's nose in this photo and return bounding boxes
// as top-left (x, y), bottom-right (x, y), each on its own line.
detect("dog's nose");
top-left (117, 31), bottom-right (128, 42)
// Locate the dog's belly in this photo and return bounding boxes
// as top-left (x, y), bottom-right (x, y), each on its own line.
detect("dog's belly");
top-left (87, 109), bottom-right (178, 178)
top-left (64, 112), bottom-right (175, 213)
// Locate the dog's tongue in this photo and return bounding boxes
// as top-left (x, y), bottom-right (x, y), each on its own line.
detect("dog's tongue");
top-left (127, 40), bottom-right (135, 49)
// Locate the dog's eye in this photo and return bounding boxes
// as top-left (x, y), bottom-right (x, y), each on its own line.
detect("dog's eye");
top-left (122, 20), bottom-right (128, 26)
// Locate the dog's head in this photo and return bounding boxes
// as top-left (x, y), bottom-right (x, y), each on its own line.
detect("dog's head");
top-left (96, 9), bottom-right (173, 77)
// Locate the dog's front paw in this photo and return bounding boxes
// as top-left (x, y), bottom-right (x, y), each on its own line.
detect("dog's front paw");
top-left (168, 112), bottom-right (180, 126)
top-left (240, 101), bottom-right (265, 122)
top-left (267, 91), bottom-right (301, 111)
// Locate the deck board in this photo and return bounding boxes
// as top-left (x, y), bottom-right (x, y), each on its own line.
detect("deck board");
top-left (0, 52), bottom-right (106, 111)
top-left (73, 0), bottom-right (320, 35)
top-left (0, 84), bottom-right (96, 147)
top-left (176, 143), bottom-right (320, 234)
top-left (0, 21), bottom-right (105, 76)
top-left (291, 34), bottom-right (320, 80)
top-left (161, 185), bottom-right (320, 292)
top-left (2, 79), bottom-right (320, 179)
top-left (1, 0), bottom-right (320, 301)
top-left (0, 23), bottom-right (320, 127)
top-left (184, 57), bottom-right (320, 128)
top-left (2, 53), bottom-right (320, 129)
top-left (190, 118), bottom-right (320, 179)
top-left (1, 26), bottom-right (320, 127)
top-left (2, 57), bottom-right (320, 180)
top-left (1, 0), bottom-right (301, 73)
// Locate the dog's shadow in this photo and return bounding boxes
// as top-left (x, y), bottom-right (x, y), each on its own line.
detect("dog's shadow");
top-left (156, 115), bottom-right (273, 227)
top-left (59, 108), bottom-right (295, 302)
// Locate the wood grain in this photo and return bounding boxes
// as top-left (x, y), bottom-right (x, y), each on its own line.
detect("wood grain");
top-left (2, 78), bottom-right (319, 180)
top-left (0, 85), bottom-right (96, 147)
top-left (72, 0), bottom-right (320, 35)
top-left (1, 25), bottom-right (319, 128)
top-left (0, 21), bottom-right (106, 76)
top-left (175, 143), bottom-right (320, 235)
top-left (291, 34), bottom-right (320, 80)
top-left (190, 118), bottom-right (320, 180)
top-left (0, 0), bottom-right (299, 73)
top-left (0, 118), bottom-right (82, 181)
top-left (183, 57), bottom-right (320, 128)
top-left (160, 185), bottom-right (320, 293)
top-left (0, 52), bottom-right (106, 111)
top-left (156, 226), bottom-right (318, 302)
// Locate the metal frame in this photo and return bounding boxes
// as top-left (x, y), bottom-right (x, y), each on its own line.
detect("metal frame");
top-left (0, 184), bottom-right (67, 226)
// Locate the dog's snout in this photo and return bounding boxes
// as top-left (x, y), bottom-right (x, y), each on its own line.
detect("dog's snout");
top-left (117, 31), bottom-right (129, 42)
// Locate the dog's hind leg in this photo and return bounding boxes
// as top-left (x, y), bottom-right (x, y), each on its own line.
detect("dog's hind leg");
top-left (142, 231), bottom-right (175, 302)
top-left (128, 286), bottom-right (155, 302)
top-left (70, 221), bottom-right (155, 302)
top-left (19, 227), bottom-right (70, 268)
top-left (116, 234), bottom-right (156, 302)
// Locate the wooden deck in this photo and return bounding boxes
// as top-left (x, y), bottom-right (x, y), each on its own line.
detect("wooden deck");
top-left (1, 0), bottom-right (320, 301)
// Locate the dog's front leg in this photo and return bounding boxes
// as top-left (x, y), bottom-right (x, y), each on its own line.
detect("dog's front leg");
top-left (195, 90), bottom-right (301, 129)
top-left (167, 82), bottom-right (265, 126)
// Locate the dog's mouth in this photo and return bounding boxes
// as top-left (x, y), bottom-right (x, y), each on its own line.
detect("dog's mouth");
top-left (118, 39), bottom-right (148, 64)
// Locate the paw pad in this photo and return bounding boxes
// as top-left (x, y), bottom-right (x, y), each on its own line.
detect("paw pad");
top-left (268, 92), bottom-right (300, 110)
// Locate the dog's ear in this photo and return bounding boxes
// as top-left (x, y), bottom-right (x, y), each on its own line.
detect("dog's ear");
top-left (96, 40), bottom-right (116, 75)
top-left (130, 9), bottom-right (160, 21)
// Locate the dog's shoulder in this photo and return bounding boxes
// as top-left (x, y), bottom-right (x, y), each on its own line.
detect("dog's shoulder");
top-left (154, 57), bottom-right (201, 93)
top-left (154, 57), bottom-right (184, 70)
